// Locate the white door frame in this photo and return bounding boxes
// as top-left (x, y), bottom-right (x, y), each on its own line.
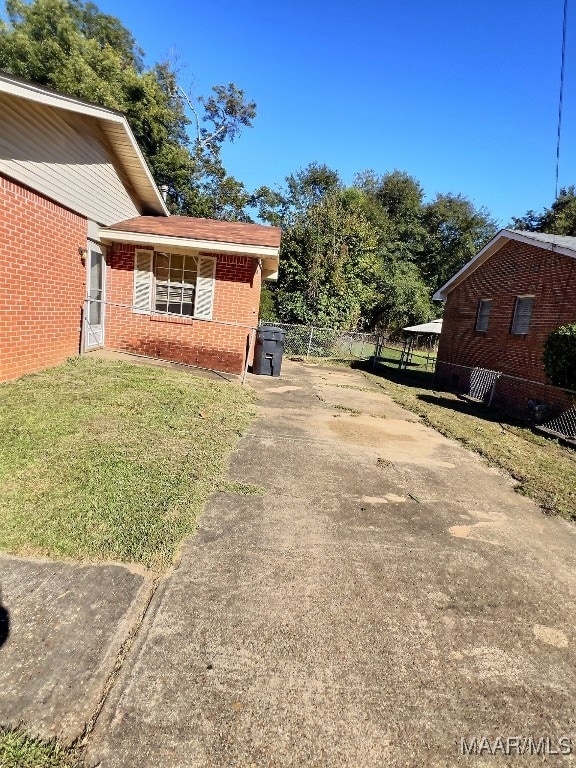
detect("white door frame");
top-left (85, 243), bottom-right (106, 349)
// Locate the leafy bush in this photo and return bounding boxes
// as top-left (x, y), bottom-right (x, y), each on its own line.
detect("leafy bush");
top-left (543, 324), bottom-right (576, 390)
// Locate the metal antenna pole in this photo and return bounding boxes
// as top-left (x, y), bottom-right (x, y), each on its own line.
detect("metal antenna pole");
top-left (555, 0), bottom-right (569, 201)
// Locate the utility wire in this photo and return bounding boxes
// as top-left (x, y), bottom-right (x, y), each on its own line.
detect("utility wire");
top-left (555, 0), bottom-right (569, 201)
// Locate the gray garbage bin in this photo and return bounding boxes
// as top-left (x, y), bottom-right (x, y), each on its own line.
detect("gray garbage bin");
top-left (253, 326), bottom-right (285, 376)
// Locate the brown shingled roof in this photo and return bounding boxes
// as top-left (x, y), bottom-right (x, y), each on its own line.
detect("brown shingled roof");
top-left (105, 216), bottom-right (281, 249)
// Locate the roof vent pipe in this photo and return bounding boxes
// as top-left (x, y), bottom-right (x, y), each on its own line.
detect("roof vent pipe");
top-left (160, 184), bottom-right (169, 202)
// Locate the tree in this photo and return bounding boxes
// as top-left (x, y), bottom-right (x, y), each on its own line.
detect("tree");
top-left (0, 0), bottom-right (257, 220)
top-left (511, 186), bottom-right (576, 236)
top-left (258, 285), bottom-right (277, 322)
top-left (174, 81), bottom-right (257, 219)
top-left (370, 259), bottom-right (434, 333)
top-left (265, 164), bottom-right (497, 331)
top-left (252, 163), bottom-right (342, 227)
top-left (275, 189), bottom-right (380, 329)
top-left (421, 193), bottom-right (498, 290)
top-left (354, 169), bottom-right (427, 261)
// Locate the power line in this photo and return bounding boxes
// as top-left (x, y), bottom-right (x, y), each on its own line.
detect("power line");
top-left (555, 0), bottom-right (569, 201)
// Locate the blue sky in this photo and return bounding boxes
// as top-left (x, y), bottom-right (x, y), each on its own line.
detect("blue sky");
top-left (97, 0), bottom-right (574, 225)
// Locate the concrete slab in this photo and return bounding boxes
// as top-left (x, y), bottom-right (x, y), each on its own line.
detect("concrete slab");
top-left (86, 361), bottom-right (576, 767)
top-left (0, 555), bottom-right (153, 743)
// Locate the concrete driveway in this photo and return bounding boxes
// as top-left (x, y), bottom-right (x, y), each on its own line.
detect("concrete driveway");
top-left (86, 361), bottom-right (576, 767)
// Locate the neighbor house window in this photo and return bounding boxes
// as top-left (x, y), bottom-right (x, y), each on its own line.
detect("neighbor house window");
top-left (511, 295), bottom-right (535, 335)
top-left (475, 299), bottom-right (492, 332)
top-left (133, 249), bottom-right (216, 320)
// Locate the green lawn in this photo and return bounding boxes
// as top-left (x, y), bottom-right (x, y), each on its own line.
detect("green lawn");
top-left (362, 360), bottom-right (576, 521)
top-left (0, 357), bottom-right (255, 569)
top-left (0, 728), bottom-right (78, 768)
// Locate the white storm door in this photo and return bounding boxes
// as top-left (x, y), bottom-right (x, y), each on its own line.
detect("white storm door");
top-left (85, 244), bottom-right (106, 348)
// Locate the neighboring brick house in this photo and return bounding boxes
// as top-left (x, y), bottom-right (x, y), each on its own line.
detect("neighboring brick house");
top-left (0, 72), bottom-right (280, 381)
top-left (433, 229), bottom-right (576, 413)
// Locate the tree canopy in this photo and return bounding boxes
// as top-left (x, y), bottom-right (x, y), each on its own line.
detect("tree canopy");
top-left (259, 164), bottom-right (497, 332)
top-left (421, 193), bottom-right (498, 290)
top-left (511, 186), bottom-right (576, 236)
top-left (275, 187), bottom-right (380, 329)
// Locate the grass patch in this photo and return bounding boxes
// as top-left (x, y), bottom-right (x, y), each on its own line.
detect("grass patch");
top-left (0, 357), bottom-right (255, 569)
top-left (363, 362), bottom-right (576, 521)
top-left (0, 727), bottom-right (79, 768)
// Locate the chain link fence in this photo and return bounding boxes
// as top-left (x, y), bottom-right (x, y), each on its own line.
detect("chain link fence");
top-left (261, 322), bottom-right (380, 361)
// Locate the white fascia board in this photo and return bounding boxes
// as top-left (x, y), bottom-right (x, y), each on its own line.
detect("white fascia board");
top-left (433, 228), bottom-right (576, 301)
top-left (100, 228), bottom-right (280, 259)
top-left (0, 73), bottom-right (169, 217)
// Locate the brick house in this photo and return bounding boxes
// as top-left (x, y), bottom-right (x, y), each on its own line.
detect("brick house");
top-left (433, 229), bottom-right (576, 413)
top-left (0, 72), bottom-right (280, 382)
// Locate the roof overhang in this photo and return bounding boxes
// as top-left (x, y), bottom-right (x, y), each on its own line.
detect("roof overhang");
top-left (433, 228), bottom-right (576, 301)
top-left (99, 228), bottom-right (280, 259)
top-left (403, 320), bottom-right (443, 334)
top-left (0, 71), bottom-right (168, 217)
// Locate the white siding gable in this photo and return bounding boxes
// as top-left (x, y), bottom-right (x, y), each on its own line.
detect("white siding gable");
top-left (0, 94), bottom-right (141, 224)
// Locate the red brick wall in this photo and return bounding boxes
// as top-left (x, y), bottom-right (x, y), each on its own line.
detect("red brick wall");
top-left (435, 239), bottom-right (576, 412)
top-left (0, 174), bottom-right (87, 382)
top-left (105, 243), bottom-right (261, 374)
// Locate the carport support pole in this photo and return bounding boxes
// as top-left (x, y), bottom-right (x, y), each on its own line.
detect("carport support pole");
top-left (242, 328), bottom-right (256, 386)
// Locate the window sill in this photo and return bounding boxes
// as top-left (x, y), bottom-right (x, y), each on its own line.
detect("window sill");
top-left (150, 312), bottom-right (195, 326)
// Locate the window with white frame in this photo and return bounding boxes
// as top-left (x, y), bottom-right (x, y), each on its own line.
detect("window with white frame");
top-left (154, 252), bottom-right (197, 316)
top-left (475, 299), bottom-right (492, 332)
top-left (133, 249), bottom-right (216, 320)
top-left (511, 295), bottom-right (535, 335)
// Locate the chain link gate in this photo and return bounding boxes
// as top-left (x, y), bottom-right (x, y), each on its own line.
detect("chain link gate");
top-left (261, 323), bottom-right (379, 361)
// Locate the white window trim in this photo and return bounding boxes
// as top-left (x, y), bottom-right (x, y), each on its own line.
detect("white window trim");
top-left (154, 251), bottom-right (198, 318)
top-left (132, 249), bottom-right (216, 320)
top-left (510, 294), bottom-right (535, 335)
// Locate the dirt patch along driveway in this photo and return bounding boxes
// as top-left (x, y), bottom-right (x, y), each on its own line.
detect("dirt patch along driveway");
top-left (86, 361), bottom-right (576, 767)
